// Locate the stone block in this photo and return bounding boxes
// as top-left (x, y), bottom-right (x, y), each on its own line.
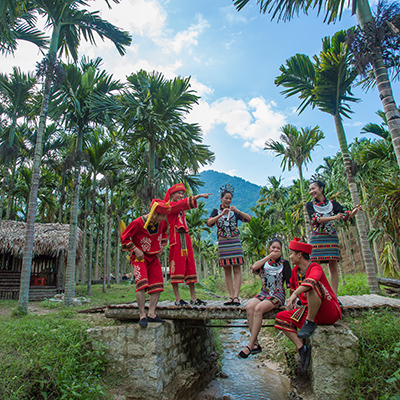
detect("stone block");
top-left (310, 322), bottom-right (358, 400)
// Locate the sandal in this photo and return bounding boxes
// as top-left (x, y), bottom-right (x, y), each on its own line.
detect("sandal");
top-left (224, 297), bottom-right (235, 306)
top-left (232, 297), bottom-right (241, 306)
top-left (238, 346), bottom-right (252, 359)
top-left (252, 344), bottom-right (262, 354)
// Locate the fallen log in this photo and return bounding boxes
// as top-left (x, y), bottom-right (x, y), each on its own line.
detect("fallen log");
top-left (377, 277), bottom-right (400, 289)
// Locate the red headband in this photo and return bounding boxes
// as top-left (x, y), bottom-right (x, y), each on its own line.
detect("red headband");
top-left (289, 237), bottom-right (313, 255)
top-left (144, 199), bottom-right (171, 229)
top-left (164, 183), bottom-right (186, 202)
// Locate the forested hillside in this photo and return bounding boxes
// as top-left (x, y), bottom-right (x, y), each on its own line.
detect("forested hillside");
top-left (198, 170), bottom-right (261, 216)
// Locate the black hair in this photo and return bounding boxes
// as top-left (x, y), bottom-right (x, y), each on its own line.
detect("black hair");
top-left (292, 250), bottom-right (311, 260)
top-left (220, 190), bottom-right (233, 199)
top-left (311, 180), bottom-right (325, 194)
top-left (268, 238), bottom-right (282, 248)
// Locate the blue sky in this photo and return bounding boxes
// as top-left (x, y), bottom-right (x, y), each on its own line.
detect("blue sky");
top-left (2, 0), bottom-right (396, 187)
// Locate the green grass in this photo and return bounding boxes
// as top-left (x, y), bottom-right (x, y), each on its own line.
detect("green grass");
top-left (346, 309), bottom-right (400, 400)
top-left (338, 273), bottom-right (370, 296)
top-left (0, 310), bottom-right (110, 400)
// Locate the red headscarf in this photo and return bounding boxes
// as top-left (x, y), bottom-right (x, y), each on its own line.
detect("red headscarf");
top-left (144, 199), bottom-right (171, 229)
top-left (164, 183), bottom-right (186, 202)
top-left (289, 237), bottom-right (313, 254)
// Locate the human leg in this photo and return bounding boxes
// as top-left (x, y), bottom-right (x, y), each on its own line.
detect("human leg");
top-left (328, 259), bottom-right (339, 295)
top-left (147, 291), bottom-right (161, 319)
top-left (274, 310), bottom-right (311, 371)
top-left (239, 299), bottom-right (275, 357)
top-left (232, 265), bottom-right (242, 300)
top-left (223, 265), bottom-right (234, 299)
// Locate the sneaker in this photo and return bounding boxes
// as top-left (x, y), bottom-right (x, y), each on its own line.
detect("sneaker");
top-left (297, 320), bottom-right (317, 339)
top-left (298, 344), bottom-right (312, 372)
top-left (174, 299), bottom-right (188, 306)
top-left (190, 298), bottom-right (207, 306)
top-left (147, 315), bottom-right (165, 323)
top-left (139, 317), bottom-right (148, 328)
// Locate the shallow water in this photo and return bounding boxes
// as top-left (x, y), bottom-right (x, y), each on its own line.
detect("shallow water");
top-left (197, 320), bottom-right (293, 400)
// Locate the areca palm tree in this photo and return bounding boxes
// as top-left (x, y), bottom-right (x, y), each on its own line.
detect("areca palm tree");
top-left (49, 57), bottom-right (123, 305)
top-left (0, 67), bottom-right (36, 220)
top-left (233, 0), bottom-right (400, 171)
top-left (275, 30), bottom-right (379, 293)
top-left (265, 124), bottom-right (324, 239)
top-left (17, 1), bottom-right (131, 314)
top-left (90, 69), bottom-right (215, 205)
top-left (0, 1), bottom-right (48, 54)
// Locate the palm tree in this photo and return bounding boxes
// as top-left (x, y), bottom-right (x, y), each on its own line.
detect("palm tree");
top-left (49, 57), bottom-right (123, 305)
top-left (275, 30), bottom-right (380, 293)
top-left (90, 70), bottom-right (215, 205)
top-left (0, 67), bottom-right (36, 220)
top-left (0, 1), bottom-right (48, 54)
top-left (233, 0), bottom-right (400, 171)
top-left (265, 124), bottom-right (324, 239)
top-left (17, 1), bottom-right (131, 314)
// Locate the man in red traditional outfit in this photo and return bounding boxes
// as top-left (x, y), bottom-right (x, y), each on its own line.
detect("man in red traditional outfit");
top-left (121, 199), bottom-right (171, 327)
top-left (274, 238), bottom-right (342, 372)
top-left (164, 183), bottom-right (211, 306)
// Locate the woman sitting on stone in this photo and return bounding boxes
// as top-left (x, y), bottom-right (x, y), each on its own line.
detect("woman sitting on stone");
top-left (238, 238), bottom-right (291, 358)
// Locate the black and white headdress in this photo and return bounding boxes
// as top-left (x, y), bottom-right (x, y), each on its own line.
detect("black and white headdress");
top-left (220, 184), bottom-right (234, 195)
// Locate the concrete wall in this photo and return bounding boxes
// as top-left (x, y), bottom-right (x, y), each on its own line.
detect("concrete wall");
top-left (87, 320), bottom-right (218, 400)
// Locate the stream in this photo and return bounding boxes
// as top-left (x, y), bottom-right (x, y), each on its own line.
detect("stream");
top-left (196, 320), bottom-right (293, 400)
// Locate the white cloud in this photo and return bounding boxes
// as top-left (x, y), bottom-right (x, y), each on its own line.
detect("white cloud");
top-left (188, 95), bottom-right (287, 150)
top-left (155, 14), bottom-right (209, 54)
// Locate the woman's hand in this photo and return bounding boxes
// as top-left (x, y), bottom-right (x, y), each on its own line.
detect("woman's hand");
top-left (221, 207), bottom-right (230, 216)
top-left (335, 213), bottom-right (346, 220)
top-left (230, 205), bottom-right (238, 213)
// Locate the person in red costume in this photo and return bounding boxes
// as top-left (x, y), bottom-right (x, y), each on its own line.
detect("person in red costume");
top-left (121, 199), bottom-right (171, 327)
top-left (164, 183), bottom-right (211, 306)
top-left (274, 237), bottom-right (342, 372)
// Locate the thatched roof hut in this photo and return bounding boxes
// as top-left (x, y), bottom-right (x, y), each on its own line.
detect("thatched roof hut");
top-left (0, 220), bottom-right (83, 261)
top-left (0, 220), bottom-right (84, 300)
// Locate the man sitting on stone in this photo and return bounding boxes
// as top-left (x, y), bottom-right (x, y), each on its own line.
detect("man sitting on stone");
top-left (121, 199), bottom-right (171, 327)
top-left (274, 237), bottom-right (342, 372)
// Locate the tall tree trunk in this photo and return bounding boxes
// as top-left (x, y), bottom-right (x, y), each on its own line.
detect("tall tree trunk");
top-left (115, 214), bottom-right (121, 284)
top-left (0, 169), bottom-right (6, 220)
top-left (356, 0), bottom-right (400, 169)
top-left (102, 188), bottom-right (108, 293)
top-left (106, 205), bottom-right (112, 289)
top-left (80, 203), bottom-right (88, 285)
top-left (87, 186), bottom-right (96, 295)
top-left (94, 226), bottom-right (100, 281)
top-left (6, 161), bottom-right (17, 220)
top-left (17, 52), bottom-right (55, 314)
top-left (64, 133), bottom-right (83, 306)
top-left (334, 114), bottom-right (379, 294)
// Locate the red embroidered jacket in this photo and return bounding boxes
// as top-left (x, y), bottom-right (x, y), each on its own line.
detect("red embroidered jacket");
top-left (121, 217), bottom-right (168, 255)
top-left (290, 262), bottom-right (341, 317)
top-left (166, 196), bottom-right (197, 247)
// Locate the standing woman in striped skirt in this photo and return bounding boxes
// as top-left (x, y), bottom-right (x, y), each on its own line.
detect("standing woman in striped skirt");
top-left (307, 181), bottom-right (362, 295)
top-left (207, 185), bottom-right (251, 305)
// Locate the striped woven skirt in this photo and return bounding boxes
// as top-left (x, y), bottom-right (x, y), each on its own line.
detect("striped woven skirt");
top-left (310, 232), bottom-right (340, 262)
top-left (218, 236), bottom-right (245, 267)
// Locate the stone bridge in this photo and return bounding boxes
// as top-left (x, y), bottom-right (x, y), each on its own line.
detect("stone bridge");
top-left (83, 295), bottom-right (400, 400)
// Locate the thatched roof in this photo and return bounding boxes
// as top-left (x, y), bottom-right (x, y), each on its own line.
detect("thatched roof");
top-left (0, 220), bottom-right (83, 260)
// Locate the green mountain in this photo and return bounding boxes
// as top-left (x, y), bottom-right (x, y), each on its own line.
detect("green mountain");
top-left (197, 170), bottom-right (262, 217)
